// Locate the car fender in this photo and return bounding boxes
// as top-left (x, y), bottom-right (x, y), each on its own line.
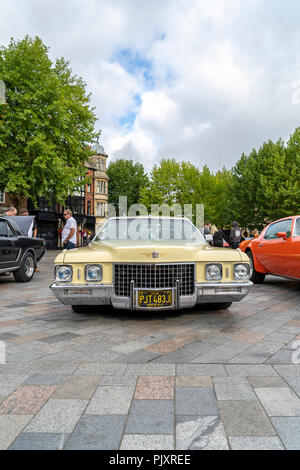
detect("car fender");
top-left (245, 248), bottom-right (267, 274)
top-left (19, 247), bottom-right (36, 265)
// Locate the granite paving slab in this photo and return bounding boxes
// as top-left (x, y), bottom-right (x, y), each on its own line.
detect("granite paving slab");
top-left (23, 399), bottom-right (88, 434)
top-left (176, 415), bottom-right (228, 450)
top-left (120, 434), bottom-right (174, 450)
top-left (254, 387), bottom-right (300, 416)
top-left (176, 376), bottom-right (212, 388)
top-left (51, 375), bottom-right (102, 399)
top-left (9, 433), bottom-right (70, 450)
top-left (228, 436), bottom-right (284, 450)
top-left (0, 415), bottom-right (33, 450)
top-left (0, 385), bottom-right (56, 415)
top-left (271, 417), bottom-right (300, 450)
top-left (65, 415), bottom-right (127, 450)
top-left (219, 400), bottom-right (275, 436)
top-left (85, 385), bottom-right (135, 415)
top-left (175, 388), bottom-right (219, 415)
top-left (135, 376), bottom-right (174, 399)
top-left (213, 377), bottom-right (256, 400)
top-left (126, 400), bottom-right (174, 434)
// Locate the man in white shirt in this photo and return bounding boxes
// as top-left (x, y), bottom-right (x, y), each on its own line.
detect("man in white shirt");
top-left (62, 209), bottom-right (77, 250)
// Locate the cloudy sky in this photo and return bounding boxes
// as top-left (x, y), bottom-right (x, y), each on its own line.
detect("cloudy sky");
top-left (1, 0), bottom-right (300, 172)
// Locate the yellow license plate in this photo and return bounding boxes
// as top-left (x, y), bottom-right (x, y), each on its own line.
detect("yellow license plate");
top-left (138, 290), bottom-right (173, 308)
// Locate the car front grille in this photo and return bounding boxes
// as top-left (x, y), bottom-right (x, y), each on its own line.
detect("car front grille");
top-left (114, 263), bottom-right (195, 297)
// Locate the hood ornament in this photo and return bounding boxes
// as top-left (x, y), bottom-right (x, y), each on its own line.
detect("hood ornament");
top-left (152, 251), bottom-right (159, 259)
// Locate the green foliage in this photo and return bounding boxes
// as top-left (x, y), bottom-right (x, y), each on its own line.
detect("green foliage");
top-left (107, 158), bottom-right (149, 211)
top-left (228, 130), bottom-right (300, 228)
top-left (140, 159), bottom-right (233, 226)
top-left (0, 36), bottom-right (99, 209)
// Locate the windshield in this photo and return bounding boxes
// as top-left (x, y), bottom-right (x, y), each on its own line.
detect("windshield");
top-left (94, 218), bottom-right (205, 242)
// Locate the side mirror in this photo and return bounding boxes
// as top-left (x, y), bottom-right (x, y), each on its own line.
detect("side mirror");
top-left (277, 232), bottom-right (287, 240)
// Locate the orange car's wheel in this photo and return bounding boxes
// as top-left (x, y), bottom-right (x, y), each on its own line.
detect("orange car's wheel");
top-left (247, 251), bottom-right (265, 284)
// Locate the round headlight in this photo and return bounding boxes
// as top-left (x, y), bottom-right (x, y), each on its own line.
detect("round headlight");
top-left (85, 264), bottom-right (103, 282)
top-left (206, 263), bottom-right (222, 280)
top-left (55, 265), bottom-right (72, 282)
top-left (234, 263), bottom-right (250, 280)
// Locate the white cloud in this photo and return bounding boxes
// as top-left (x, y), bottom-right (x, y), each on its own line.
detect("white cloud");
top-left (1, 0), bottom-right (300, 172)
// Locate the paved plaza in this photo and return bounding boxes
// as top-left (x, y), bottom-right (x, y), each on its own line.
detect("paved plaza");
top-left (0, 251), bottom-right (300, 450)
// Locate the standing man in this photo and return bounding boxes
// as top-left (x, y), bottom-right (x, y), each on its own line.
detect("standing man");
top-left (4, 207), bottom-right (17, 216)
top-left (62, 209), bottom-right (77, 250)
top-left (229, 221), bottom-right (242, 249)
top-left (20, 208), bottom-right (38, 237)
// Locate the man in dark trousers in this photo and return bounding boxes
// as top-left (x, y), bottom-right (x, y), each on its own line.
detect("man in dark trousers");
top-left (229, 221), bottom-right (242, 249)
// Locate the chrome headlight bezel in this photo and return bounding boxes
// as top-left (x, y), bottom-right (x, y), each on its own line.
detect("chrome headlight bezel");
top-left (205, 263), bottom-right (222, 281)
top-left (55, 265), bottom-right (73, 282)
top-left (233, 263), bottom-right (250, 281)
top-left (85, 264), bottom-right (103, 282)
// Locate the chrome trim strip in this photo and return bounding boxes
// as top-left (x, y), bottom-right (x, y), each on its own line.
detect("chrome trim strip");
top-left (50, 280), bottom-right (253, 309)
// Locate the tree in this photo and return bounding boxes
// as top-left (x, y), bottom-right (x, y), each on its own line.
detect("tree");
top-left (228, 130), bottom-right (300, 228)
top-left (139, 158), bottom-right (232, 227)
top-left (107, 159), bottom-right (149, 211)
top-left (0, 36), bottom-right (99, 210)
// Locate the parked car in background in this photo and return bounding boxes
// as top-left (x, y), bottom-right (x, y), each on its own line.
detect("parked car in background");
top-left (50, 216), bottom-right (252, 313)
top-left (240, 216), bottom-right (300, 283)
top-left (0, 216), bottom-right (46, 282)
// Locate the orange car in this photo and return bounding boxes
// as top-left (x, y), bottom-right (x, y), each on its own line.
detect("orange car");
top-left (240, 216), bottom-right (300, 283)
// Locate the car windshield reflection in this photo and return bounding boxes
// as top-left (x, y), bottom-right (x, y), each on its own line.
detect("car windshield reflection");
top-left (94, 218), bottom-right (205, 243)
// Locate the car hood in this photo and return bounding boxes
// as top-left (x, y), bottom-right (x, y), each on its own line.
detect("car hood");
top-left (59, 240), bottom-right (245, 263)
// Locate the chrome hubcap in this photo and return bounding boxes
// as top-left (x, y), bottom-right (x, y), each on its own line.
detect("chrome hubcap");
top-left (24, 257), bottom-right (34, 278)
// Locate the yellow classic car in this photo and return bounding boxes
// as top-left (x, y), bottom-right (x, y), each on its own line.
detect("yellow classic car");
top-left (50, 216), bottom-right (252, 313)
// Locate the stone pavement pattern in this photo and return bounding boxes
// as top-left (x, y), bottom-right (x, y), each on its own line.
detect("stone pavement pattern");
top-left (0, 251), bottom-right (299, 450)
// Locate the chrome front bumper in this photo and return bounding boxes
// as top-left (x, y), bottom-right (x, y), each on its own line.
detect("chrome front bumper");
top-left (50, 281), bottom-right (253, 310)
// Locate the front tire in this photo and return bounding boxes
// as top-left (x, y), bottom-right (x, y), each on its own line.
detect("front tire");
top-left (204, 302), bottom-right (232, 310)
top-left (13, 252), bottom-right (35, 282)
top-left (247, 251), bottom-right (265, 284)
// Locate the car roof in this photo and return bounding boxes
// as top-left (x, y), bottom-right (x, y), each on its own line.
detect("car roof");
top-left (267, 215), bottom-right (300, 225)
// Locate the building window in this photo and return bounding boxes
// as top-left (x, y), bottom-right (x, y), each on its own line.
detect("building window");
top-left (101, 159), bottom-right (105, 171)
top-left (87, 183), bottom-right (91, 193)
top-left (97, 202), bottom-right (106, 217)
top-left (87, 200), bottom-right (91, 215)
top-left (0, 191), bottom-right (4, 203)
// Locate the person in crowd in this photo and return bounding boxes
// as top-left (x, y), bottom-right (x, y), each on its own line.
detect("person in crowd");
top-left (19, 208), bottom-right (40, 272)
top-left (20, 208), bottom-right (38, 237)
top-left (229, 221), bottom-right (242, 249)
top-left (211, 225), bottom-right (224, 247)
top-left (253, 229), bottom-right (259, 238)
top-left (4, 207), bottom-right (17, 216)
top-left (203, 222), bottom-right (211, 236)
top-left (62, 209), bottom-right (77, 250)
top-left (243, 230), bottom-right (249, 239)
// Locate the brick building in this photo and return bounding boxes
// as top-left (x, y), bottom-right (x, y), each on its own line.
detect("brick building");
top-left (89, 143), bottom-right (109, 231)
top-left (0, 147), bottom-right (109, 248)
